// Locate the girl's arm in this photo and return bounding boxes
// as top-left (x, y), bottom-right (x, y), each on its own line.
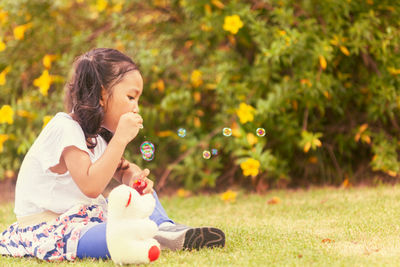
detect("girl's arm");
top-left (62, 112), bottom-right (142, 198)
top-left (113, 159), bottom-right (139, 184)
top-left (63, 136), bottom-right (126, 198)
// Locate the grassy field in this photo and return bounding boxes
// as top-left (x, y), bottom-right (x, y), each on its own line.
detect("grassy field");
top-left (1, 185), bottom-right (400, 266)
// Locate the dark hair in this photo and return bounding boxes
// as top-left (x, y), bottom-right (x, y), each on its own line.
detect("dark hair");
top-left (65, 48), bottom-right (139, 148)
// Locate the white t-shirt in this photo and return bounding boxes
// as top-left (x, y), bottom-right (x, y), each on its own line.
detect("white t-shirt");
top-left (14, 112), bottom-right (108, 218)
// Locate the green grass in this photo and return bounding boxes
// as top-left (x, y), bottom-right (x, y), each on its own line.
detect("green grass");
top-left (1, 185), bottom-right (400, 266)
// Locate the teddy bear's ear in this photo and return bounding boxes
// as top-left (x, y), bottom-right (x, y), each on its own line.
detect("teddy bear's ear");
top-left (109, 185), bottom-right (132, 207)
top-left (125, 190), bottom-right (132, 208)
top-left (124, 187), bottom-right (142, 208)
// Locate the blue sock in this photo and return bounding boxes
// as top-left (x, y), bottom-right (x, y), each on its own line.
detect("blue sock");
top-left (76, 222), bottom-right (110, 259)
top-left (149, 191), bottom-right (174, 226)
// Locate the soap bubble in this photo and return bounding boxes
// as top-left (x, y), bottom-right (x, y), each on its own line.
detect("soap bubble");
top-left (143, 152), bottom-right (153, 158)
top-left (256, 128), bottom-right (266, 137)
top-left (177, 128), bottom-right (186, 138)
top-left (140, 141), bottom-right (155, 154)
top-left (211, 149), bottom-right (218, 156)
top-left (142, 153), bottom-right (154, 161)
top-left (202, 150), bottom-right (211, 159)
top-left (222, 127), bottom-right (232, 137)
top-left (140, 141), bottom-right (155, 161)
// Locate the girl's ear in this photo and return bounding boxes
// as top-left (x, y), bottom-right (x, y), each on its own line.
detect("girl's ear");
top-left (100, 87), bottom-right (108, 107)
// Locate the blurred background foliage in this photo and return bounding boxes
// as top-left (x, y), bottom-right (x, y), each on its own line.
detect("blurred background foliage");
top-left (0, 0), bottom-right (399, 192)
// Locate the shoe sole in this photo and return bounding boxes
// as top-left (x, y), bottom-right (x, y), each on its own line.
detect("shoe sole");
top-left (183, 227), bottom-right (225, 250)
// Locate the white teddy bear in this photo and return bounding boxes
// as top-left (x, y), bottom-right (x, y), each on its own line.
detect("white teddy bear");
top-left (106, 184), bottom-right (161, 265)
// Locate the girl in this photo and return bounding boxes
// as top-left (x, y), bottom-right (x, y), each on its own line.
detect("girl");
top-left (0, 48), bottom-right (225, 261)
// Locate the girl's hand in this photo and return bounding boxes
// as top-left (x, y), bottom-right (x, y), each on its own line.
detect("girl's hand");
top-left (114, 112), bottom-right (143, 145)
top-left (143, 177), bottom-right (154, 195)
top-left (129, 168), bottom-right (154, 195)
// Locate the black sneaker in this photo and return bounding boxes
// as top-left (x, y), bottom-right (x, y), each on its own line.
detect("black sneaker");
top-left (154, 224), bottom-right (225, 251)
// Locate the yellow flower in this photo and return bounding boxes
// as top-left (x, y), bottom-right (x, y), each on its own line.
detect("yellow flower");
top-left (196, 109), bottom-right (204, 117)
top-left (191, 70), bottom-right (203, 87)
top-left (151, 49), bottom-right (159, 56)
top-left (267, 196), bottom-right (281, 204)
top-left (33, 70), bottom-right (53, 96)
top-left (223, 15), bottom-right (244, 34)
top-left (4, 170), bottom-right (15, 179)
top-left (319, 55), bottom-right (327, 70)
top-left (151, 79), bottom-right (165, 92)
top-left (303, 141), bottom-right (311, 153)
top-left (278, 30), bottom-right (286, 36)
top-left (300, 79), bottom-right (312, 87)
top-left (387, 170), bottom-right (397, 177)
top-left (17, 109), bottom-right (35, 120)
top-left (231, 121), bottom-right (242, 137)
top-left (340, 45), bottom-right (350, 56)
top-left (42, 115), bottom-right (53, 128)
top-left (246, 133), bottom-right (258, 146)
top-left (151, 65), bottom-right (160, 73)
top-left (205, 83), bottom-right (217, 90)
top-left (0, 105), bottom-right (14, 124)
top-left (304, 139), bottom-right (322, 153)
top-left (341, 177), bottom-right (351, 188)
top-left (113, 3), bottom-right (123, 13)
top-left (156, 79), bottom-right (165, 92)
top-left (308, 156), bottom-right (318, 164)
top-left (194, 117), bottom-right (201, 128)
top-left (388, 67), bottom-right (400, 75)
top-left (193, 92), bottom-right (201, 103)
top-left (211, 0), bottom-right (225, 9)
top-left (154, 0), bottom-right (167, 7)
top-left (220, 190), bottom-right (237, 203)
top-left (96, 0), bottom-right (108, 12)
top-left (360, 123), bottom-right (368, 133)
top-left (13, 23), bottom-right (33, 40)
top-left (200, 23), bottom-right (212, 32)
top-left (354, 123), bottom-right (368, 142)
top-left (156, 130), bottom-right (174, 137)
top-left (361, 135), bottom-right (371, 144)
top-left (0, 10), bottom-right (9, 25)
top-left (176, 188), bottom-right (191, 198)
top-left (25, 13), bottom-right (32, 21)
top-left (204, 4), bottom-right (212, 15)
top-left (236, 102), bottom-right (256, 124)
top-left (179, 0), bottom-right (187, 7)
top-left (314, 139), bottom-right (322, 147)
top-left (114, 40), bottom-right (125, 51)
top-left (0, 38), bottom-right (5, 52)
top-left (0, 66), bottom-right (11, 86)
top-left (0, 134), bottom-right (9, 153)
top-left (240, 158), bottom-right (260, 177)
top-left (43, 54), bottom-right (57, 69)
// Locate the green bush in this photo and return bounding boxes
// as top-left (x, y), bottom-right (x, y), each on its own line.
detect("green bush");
top-left (0, 0), bottom-right (399, 191)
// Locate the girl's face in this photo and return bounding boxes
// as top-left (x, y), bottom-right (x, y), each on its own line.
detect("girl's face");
top-left (101, 70), bottom-right (143, 133)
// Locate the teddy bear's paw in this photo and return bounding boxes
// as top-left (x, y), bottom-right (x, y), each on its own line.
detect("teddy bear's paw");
top-left (148, 245), bottom-right (160, 262)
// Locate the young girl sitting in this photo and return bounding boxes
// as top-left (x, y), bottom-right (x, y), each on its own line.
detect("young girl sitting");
top-left (0, 48), bottom-right (225, 261)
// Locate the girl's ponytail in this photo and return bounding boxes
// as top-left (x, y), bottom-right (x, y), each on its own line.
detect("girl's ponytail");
top-left (68, 57), bottom-right (104, 148)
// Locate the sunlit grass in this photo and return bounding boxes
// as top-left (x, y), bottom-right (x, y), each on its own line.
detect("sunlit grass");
top-left (1, 185), bottom-right (400, 266)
